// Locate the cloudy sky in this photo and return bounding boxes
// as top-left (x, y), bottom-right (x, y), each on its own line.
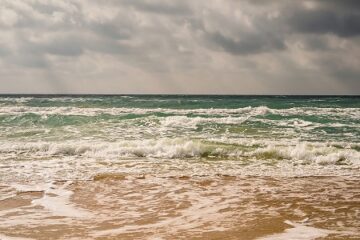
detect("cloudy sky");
top-left (0, 0), bottom-right (359, 94)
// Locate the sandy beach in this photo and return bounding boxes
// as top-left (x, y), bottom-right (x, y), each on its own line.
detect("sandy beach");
top-left (1, 174), bottom-right (359, 239)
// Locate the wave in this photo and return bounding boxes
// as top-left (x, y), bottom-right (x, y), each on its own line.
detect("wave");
top-left (160, 116), bottom-right (249, 128)
top-left (0, 106), bottom-right (265, 116)
top-left (0, 106), bottom-right (359, 119)
top-left (1, 139), bottom-right (359, 166)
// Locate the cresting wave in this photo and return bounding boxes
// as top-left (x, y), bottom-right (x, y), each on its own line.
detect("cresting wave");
top-left (0, 105), bottom-right (359, 118)
top-left (1, 139), bottom-right (359, 166)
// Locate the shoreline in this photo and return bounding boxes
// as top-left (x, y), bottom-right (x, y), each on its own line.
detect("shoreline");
top-left (1, 175), bottom-right (359, 239)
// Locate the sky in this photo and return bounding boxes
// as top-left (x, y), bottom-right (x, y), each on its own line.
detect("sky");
top-left (0, 0), bottom-right (359, 94)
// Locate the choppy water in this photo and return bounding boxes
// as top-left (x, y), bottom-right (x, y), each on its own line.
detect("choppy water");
top-left (0, 95), bottom-right (359, 180)
top-left (1, 95), bottom-right (360, 239)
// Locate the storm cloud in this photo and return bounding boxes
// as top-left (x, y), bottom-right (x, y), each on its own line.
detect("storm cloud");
top-left (0, 0), bottom-right (359, 94)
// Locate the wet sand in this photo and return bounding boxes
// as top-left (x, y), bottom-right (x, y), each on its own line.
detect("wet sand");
top-left (0, 175), bottom-right (359, 239)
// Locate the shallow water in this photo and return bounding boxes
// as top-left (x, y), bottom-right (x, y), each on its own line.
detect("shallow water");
top-left (0, 95), bottom-right (359, 239)
top-left (0, 176), bottom-right (359, 239)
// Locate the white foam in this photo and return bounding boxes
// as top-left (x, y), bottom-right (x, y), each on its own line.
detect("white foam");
top-left (160, 115), bottom-right (248, 128)
top-left (258, 221), bottom-right (335, 240)
top-left (21, 182), bottom-right (92, 218)
top-left (0, 138), bottom-right (359, 184)
top-left (1, 105), bottom-right (359, 119)
top-left (1, 139), bottom-right (358, 165)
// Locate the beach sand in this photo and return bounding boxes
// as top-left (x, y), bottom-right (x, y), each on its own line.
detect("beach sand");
top-left (0, 175), bottom-right (359, 240)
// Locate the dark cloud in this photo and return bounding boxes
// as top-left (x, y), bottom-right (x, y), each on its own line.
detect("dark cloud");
top-left (288, 8), bottom-right (360, 37)
top-left (334, 69), bottom-right (360, 83)
top-left (90, 23), bottom-right (132, 40)
top-left (300, 35), bottom-right (332, 51)
top-left (318, 0), bottom-right (360, 9)
top-left (120, 0), bottom-right (191, 15)
top-left (0, 0), bottom-right (359, 94)
top-left (207, 32), bottom-right (285, 55)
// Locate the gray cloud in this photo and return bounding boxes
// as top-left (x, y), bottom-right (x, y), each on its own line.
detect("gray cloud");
top-left (319, 0), bottom-right (360, 9)
top-left (288, 8), bottom-right (360, 37)
top-left (120, 0), bottom-right (191, 15)
top-left (207, 32), bottom-right (285, 55)
top-left (0, 0), bottom-right (359, 94)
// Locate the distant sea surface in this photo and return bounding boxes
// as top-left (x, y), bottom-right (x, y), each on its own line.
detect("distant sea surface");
top-left (0, 95), bottom-right (359, 239)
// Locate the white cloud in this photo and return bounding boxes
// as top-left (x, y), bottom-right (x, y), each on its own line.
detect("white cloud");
top-left (0, 7), bottom-right (19, 26)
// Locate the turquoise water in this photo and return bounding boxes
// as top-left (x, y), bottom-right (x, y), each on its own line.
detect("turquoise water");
top-left (0, 95), bottom-right (359, 240)
top-left (1, 95), bottom-right (359, 141)
top-left (0, 95), bottom-right (359, 178)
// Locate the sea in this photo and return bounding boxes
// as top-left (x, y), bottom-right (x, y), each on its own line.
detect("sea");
top-left (0, 95), bottom-right (359, 239)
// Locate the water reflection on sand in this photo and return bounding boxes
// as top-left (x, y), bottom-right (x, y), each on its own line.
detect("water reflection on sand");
top-left (0, 175), bottom-right (359, 240)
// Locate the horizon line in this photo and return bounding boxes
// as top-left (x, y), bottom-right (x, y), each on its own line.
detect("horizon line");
top-left (0, 93), bottom-right (359, 97)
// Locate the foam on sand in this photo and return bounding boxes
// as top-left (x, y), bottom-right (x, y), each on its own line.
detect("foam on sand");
top-left (258, 220), bottom-right (338, 240)
top-left (1, 175), bottom-right (359, 239)
top-left (14, 182), bottom-right (92, 218)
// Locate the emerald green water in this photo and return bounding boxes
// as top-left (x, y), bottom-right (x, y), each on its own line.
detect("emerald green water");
top-left (0, 95), bottom-right (359, 178)
top-left (0, 95), bottom-right (359, 142)
top-left (1, 95), bottom-right (359, 108)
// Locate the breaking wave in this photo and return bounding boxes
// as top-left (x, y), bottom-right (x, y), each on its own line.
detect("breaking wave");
top-left (1, 139), bottom-right (359, 166)
top-left (0, 106), bottom-right (359, 119)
